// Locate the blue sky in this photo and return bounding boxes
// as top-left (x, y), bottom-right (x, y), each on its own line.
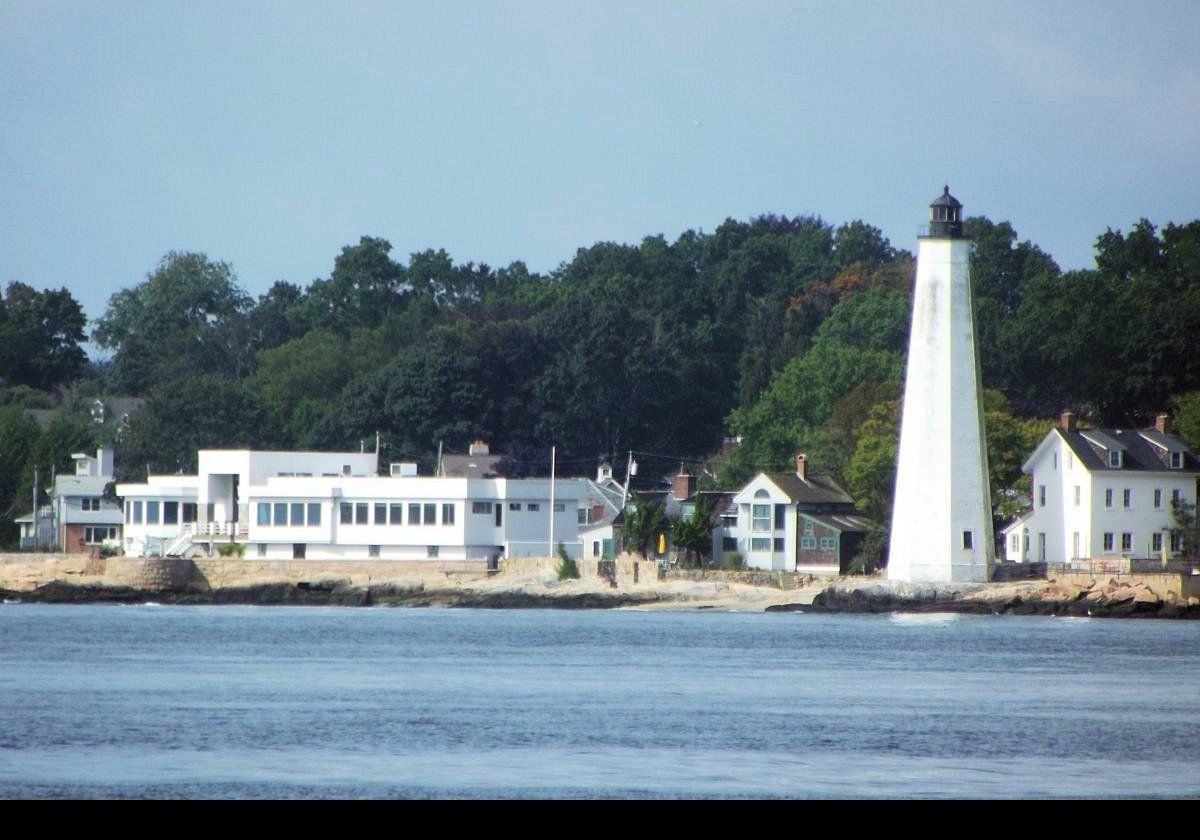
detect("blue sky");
top-left (2, 1), bottom-right (1198, 331)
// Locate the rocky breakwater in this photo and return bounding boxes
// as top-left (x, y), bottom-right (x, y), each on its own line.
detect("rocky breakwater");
top-left (809, 576), bottom-right (1200, 618)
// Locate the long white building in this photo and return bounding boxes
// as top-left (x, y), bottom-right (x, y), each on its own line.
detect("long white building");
top-left (116, 449), bottom-right (585, 562)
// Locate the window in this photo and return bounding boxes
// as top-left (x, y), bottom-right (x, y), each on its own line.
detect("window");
top-left (803, 519), bottom-right (814, 534)
top-left (1074, 486), bottom-right (1081, 507)
top-left (292, 502), bottom-right (305, 526)
top-left (293, 543), bottom-right (306, 559)
top-left (1108, 450), bottom-right (1122, 468)
top-left (722, 537), bottom-right (737, 552)
top-left (390, 503), bottom-right (403, 525)
top-left (1152, 533), bottom-right (1163, 552)
top-left (472, 502), bottom-right (492, 514)
top-left (133, 501), bottom-right (143, 525)
top-left (1038, 485), bottom-right (1046, 507)
top-left (442, 503), bottom-right (455, 525)
top-left (1121, 532), bottom-right (1132, 552)
top-left (258, 543), bottom-right (267, 558)
top-left (577, 508), bottom-right (589, 525)
top-left (257, 503), bottom-right (271, 526)
top-left (774, 504), bottom-right (785, 529)
top-left (800, 536), bottom-right (816, 550)
top-left (1170, 452), bottom-right (1183, 469)
top-left (1171, 533), bottom-right (1182, 551)
top-left (751, 504), bottom-right (771, 532)
top-left (355, 502), bottom-right (368, 525)
top-left (182, 503), bottom-right (197, 523)
top-left (375, 503), bottom-right (387, 525)
top-left (509, 503), bottom-right (521, 511)
top-left (368, 545), bottom-right (380, 558)
top-left (1122, 489), bottom-right (1131, 509)
top-left (963, 530), bottom-right (973, 550)
top-left (82, 498), bottom-right (101, 511)
top-left (681, 503), bottom-right (695, 522)
top-left (1172, 489), bottom-right (1182, 504)
top-left (553, 503), bottom-right (564, 512)
top-left (307, 503), bottom-right (321, 526)
top-left (125, 502), bottom-right (131, 524)
top-left (84, 526), bottom-right (117, 544)
top-left (593, 541), bottom-right (600, 556)
top-left (1104, 489), bottom-right (1113, 509)
top-left (274, 502), bottom-right (288, 526)
top-left (410, 503), bottom-right (422, 524)
top-left (146, 501), bottom-right (160, 524)
top-left (1154, 489), bottom-right (1162, 509)
top-left (1010, 534), bottom-right (1019, 552)
top-left (527, 503), bottom-right (540, 512)
top-left (1053, 452), bottom-right (1058, 470)
top-left (751, 537), bottom-right (771, 552)
top-left (164, 501), bottom-right (179, 525)
top-left (1103, 532), bottom-right (1114, 552)
top-left (340, 502), bottom-right (353, 524)
top-left (427, 545), bottom-right (439, 558)
top-left (424, 503), bottom-right (436, 525)
top-left (820, 537), bottom-right (837, 550)
top-left (773, 537), bottom-right (785, 552)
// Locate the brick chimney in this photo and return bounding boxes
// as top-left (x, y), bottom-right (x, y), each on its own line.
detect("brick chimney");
top-left (1155, 414), bottom-right (1172, 434)
top-left (672, 469), bottom-right (696, 501)
top-left (796, 453), bottom-right (809, 481)
top-left (1060, 411), bottom-right (1076, 432)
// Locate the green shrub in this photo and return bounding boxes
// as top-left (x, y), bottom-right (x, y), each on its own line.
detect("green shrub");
top-left (216, 542), bottom-right (246, 558)
top-left (556, 542), bottom-right (580, 580)
top-left (722, 551), bottom-right (746, 571)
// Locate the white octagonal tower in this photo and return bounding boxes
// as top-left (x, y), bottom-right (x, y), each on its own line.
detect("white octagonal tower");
top-left (888, 187), bottom-right (994, 583)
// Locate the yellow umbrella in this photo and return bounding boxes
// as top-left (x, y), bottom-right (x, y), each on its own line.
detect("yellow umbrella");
top-left (657, 533), bottom-right (666, 555)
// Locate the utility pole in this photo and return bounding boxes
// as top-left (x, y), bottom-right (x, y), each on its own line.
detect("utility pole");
top-left (436, 441), bottom-right (444, 477)
top-left (32, 465), bottom-right (39, 550)
top-left (622, 450), bottom-right (636, 508)
top-left (548, 445), bottom-right (556, 559)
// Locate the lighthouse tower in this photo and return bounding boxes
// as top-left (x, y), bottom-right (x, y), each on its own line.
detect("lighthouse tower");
top-left (888, 187), bottom-right (993, 583)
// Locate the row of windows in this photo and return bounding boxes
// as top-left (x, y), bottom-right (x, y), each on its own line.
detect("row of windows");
top-left (84, 526), bottom-right (118, 543)
top-left (255, 543), bottom-right (442, 559)
top-left (339, 501), bottom-right (456, 527)
top-left (81, 498), bottom-right (103, 511)
top-left (1102, 532), bottom-right (1182, 552)
top-left (750, 503), bottom-right (786, 533)
top-left (1043, 486), bottom-right (1185, 509)
top-left (258, 502), bottom-right (323, 528)
top-left (125, 501), bottom-right (199, 526)
top-left (472, 501), bottom-right (565, 514)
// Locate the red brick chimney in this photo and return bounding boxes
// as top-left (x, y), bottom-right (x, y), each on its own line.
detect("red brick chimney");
top-left (671, 469), bottom-right (696, 501)
top-left (1060, 411), bottom-right (1076, 432)
top-left (796, 453), bottom-right (808, 481)
top-left (1155, 414), bottom-right (1172, 434)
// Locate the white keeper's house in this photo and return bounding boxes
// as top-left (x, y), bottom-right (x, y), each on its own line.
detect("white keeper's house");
top-left (116, 446), bottom-right (585, 563)
top-left (1002, 412), bottom-right (1200, 564)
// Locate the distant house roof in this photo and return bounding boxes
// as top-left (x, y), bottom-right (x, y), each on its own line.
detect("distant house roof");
top-left (1056, 427), bottom-right (1199, 473)
top-left (762, 472), bottom-right (855, 506)
top-left (53, 474), bottom-right (111, 497)
top-left (440, 453), bottom-right (504, 479)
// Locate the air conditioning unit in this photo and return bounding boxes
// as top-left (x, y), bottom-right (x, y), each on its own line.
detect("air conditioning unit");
top-left (390, 462), bottom-right (418, 477)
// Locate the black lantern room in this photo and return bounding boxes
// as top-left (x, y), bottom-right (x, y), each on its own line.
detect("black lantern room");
top-left (928, 185), bottom-right (963, 238)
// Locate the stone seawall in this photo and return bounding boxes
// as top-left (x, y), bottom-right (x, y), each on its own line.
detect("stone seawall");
top-left (500, 554), bottom-right (660, 587)
top-left (662, 568), bottom-right (814, 590)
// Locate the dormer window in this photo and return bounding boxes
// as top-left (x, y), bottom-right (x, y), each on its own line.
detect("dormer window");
top-left (1107, 450), bottom-right (1122, 468)
top-left (1170, 452), bottom-right (1183, 469)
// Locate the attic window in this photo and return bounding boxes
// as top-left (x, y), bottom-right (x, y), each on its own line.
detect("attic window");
top-left (1107, 451), bottom-right (1123, 468)
top-left (1170, 452), bottom-right (1184, 469)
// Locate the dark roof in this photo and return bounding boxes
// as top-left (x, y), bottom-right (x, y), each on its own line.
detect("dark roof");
top-left (1057, 426), bottom-right (1200, 472)
top-left (441, 453), bottom-right (504, 479)
top-left (930, 185), bottom-right (961, 208)
top-left (800, 513), bottom-right (877, 533)
top-left (764, 472), bottom-right (855, 506)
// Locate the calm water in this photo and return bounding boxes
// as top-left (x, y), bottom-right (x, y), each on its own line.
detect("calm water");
top-left (0, 603), bottom-right (1197, 799)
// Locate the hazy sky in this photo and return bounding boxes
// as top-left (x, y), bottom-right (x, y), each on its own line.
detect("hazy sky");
top-left (2, 1), bottom-right (1198, 329)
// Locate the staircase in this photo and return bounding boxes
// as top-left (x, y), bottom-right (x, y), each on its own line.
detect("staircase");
top-left (164, 527), bottom-right (195, 558)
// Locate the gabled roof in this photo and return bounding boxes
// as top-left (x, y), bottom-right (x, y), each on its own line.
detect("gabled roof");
top-left (1050, 426), bottom-right (1199, 474)
top-left (761, 472), bottom-right (855, 506)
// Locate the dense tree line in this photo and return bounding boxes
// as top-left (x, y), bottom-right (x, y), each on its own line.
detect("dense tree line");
top-left (3, 211), bottom-right (1200, 550)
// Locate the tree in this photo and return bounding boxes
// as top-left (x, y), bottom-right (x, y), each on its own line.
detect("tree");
top-left (0, 282), bottom-right (87, 390)
top-left (621, 496), bottom-right (666, 559)
top-left (93, 252), bottom-right (253, 393)
top-left (0, 405), bottom-right (41, 545)
top-left (671, 497), bottom-right (715, 567)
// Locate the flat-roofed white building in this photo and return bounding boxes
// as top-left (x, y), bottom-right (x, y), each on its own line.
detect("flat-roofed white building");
top-left (116, 449), bottom-right (584, 562)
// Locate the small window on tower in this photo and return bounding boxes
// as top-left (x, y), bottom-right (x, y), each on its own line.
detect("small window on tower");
top-left (963, 531), bottom-right (973, 550)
